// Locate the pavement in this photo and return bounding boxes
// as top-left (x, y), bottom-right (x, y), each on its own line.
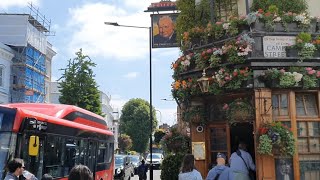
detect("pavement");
top-left (131, 169), bottom-right (161, 180)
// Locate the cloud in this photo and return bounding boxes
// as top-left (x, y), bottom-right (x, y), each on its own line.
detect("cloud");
top-left (123, 72), bottom-right (139, 79)
top-left (67, 2), bottom-right (154, 61)
top-left (110, 94), bottom-right (128, 110)
top-left (0, 0), bottom-right (40, 9)
top-left (156, 108), bottom-right (177, 126)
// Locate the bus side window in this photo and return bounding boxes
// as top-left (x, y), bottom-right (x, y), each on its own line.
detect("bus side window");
top-left (63, 139), bottom-right (79, 176)
top-left (79, 139), bottom-right (88, 165)
top-left (97, 142), bottom-right (106, 164)
top-left (44, 136), bottom-right (64, 178)
top-left (106, 142), bottom-right (114, 163)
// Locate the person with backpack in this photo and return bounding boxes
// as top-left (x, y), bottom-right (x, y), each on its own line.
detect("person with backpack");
top-left (206, 153), bottom-right (234, 180)
top-left (178, 154), bottom-right (202, 180)
top-left (137, 159), bottom-right (148, 180)
top-left (230, 142), bottom-right (255, 180)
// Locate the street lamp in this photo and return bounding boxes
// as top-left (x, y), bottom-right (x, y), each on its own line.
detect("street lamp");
top-left (104, 21), bottom-right (154, 179)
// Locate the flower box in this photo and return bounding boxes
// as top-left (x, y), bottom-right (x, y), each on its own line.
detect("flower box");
top-left (253, 22), bottom-right (265, 31)
top-left (314, 50), bottom-right (320, 57)
top-left (286, 47), bottom-right (299, 57)
top-left (253, 22), bottom-right (317, 32)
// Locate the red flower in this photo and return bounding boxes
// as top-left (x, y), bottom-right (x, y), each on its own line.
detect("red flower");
top-left (259, 127), bottom-right (268, 134)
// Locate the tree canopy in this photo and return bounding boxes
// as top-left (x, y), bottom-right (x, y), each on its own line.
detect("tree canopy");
top-left (154, 129), bottom-right (166, 145)
top-left (120, 98), bottom-right (158, 153)
top-left (118, 134), bottom-right (133, 153)
top-left (58, 49), bottom-right (103, 115)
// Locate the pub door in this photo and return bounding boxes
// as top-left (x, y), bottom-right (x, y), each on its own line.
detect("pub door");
top-left (230, 122), bottom-right (255, 161)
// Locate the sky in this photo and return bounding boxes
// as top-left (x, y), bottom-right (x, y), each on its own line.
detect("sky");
top-left (0, 0), bottom-right (180, 126)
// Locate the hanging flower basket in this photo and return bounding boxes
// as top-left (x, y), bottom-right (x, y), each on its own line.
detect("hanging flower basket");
top-left (257, 122), bottom-right (295, 156)
top-left (182, 105), bottom-right (206, 124)
top-left (224, 98), bottom-right (254, 124)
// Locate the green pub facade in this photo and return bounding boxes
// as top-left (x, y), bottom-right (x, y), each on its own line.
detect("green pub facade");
top-left (172, 0), bottom-right (320, 179)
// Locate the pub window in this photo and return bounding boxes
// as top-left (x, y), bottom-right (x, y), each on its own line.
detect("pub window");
top-left (209, 126), bottom-right (228, 167)
top-left (296, 94), bottom-right (318, 117)
top-left (272, 93), bottom-right (289, 117)
top-left (215, 0), bottom-right (238, 21)
top-left (296, 93), bottom-right (320, 179)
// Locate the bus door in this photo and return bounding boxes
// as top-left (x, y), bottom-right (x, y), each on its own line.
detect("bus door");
top-left (88, 140), bottom-right (98, 175)
top-left (19, 132), bottom-right (45, 179)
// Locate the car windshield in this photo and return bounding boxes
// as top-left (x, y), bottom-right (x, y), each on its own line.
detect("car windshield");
top-left (130, 156), bottom-right (139, 163)
top-left (147, 154), bottom-right (161, 159)
top-left (115, 156), bottom-right (124, 165)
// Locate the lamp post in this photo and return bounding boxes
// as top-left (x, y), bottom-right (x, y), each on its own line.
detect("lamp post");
top-left (104, 22), bottom-right (154, 179)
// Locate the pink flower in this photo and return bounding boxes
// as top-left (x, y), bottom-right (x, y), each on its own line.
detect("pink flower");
top-left (308, 70), bottom-right (316, 75)
top-left (280, 69), bottom-right (286, 73)
top-left (223, 103), bottom-right (229, 110)
top-left (306, 67), bottom-right (313, 71)
top-left (207, 49), bottom-right (213, 54)
top-left (225, 76), bottom-right (230, 81)
top-left (215, 21), bottom-right (223, 25)
top-left (316, 71), bottom-right (320, 78)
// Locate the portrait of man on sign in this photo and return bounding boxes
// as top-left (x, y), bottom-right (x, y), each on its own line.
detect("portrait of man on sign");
top-left (152, 14), bottom-right (178, 48)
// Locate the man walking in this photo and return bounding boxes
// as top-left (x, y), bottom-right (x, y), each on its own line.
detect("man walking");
top-left (206, 153), bottom-right (234, 180)
top-left (230, 142), bottom-right (256, 180)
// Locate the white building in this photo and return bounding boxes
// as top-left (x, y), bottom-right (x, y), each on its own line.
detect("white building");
top-left (0, 43), bottom-right (14, 104)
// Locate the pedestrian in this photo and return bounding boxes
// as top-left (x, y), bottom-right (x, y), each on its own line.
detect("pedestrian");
top-left (230, 141), bottom-right (256, 180)
top-left (178, 154), bottom-right (202, 180)
top-left (137, 159), bottom-right (148, 180)
top-left (68, 165), bottom-right (93, 180)
top-left (206, 153), bottom-right (234, 180)
top-left (21, 170), bottom-right (38, 180)
top-left (4, 158), bottom-right (25, 180)
top-left (41, 174), bottom-right (53, 180)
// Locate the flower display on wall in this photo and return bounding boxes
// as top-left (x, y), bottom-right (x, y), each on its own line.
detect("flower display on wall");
top-left (257, 122), bottom-right (295, 156)
top-left (259, 67), bottom-right (320, 89)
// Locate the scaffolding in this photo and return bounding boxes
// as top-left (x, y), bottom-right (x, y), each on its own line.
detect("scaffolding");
top-left (0, 4), bottom-right (53, 103)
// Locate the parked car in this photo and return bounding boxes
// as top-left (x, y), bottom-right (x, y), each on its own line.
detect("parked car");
top-left (114, 155), bottom-right (134, 180)
top-left (146, 153), bottom-right (164, 169)
top-left (128, 155), bottom-right (140, 175)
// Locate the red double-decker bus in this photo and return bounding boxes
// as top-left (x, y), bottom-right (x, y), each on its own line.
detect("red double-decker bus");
top-left (0, 103), bottom-right (114, 180)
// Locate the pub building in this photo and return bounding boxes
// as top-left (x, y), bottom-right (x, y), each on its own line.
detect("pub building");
top-left (171, 0), bottom-right (320, 179)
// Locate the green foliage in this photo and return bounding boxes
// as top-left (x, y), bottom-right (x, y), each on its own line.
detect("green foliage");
top-left (257, 121), bottom-right (296, 156)
top-left (267, 5), bottom-right (279, 14)
top-left (224, 98), bottom-right (254, 124)
top-left (118, 134), bottom-right (133, 153)
top-left (120, 98), bottom-right (158, 153)
top-left (251, 0), bottom-right (308, 14)
top-left (59, 49), bottom-right (102, 116)
top-left (160, 153), bottom-right (185, 180)
top-left (154, 129), bottom-right (166, 144)
top-left (161, 128), bottom-right (190, 154)
top-left (257, 135), bottom-right (273, 155)
top-left (297, 32), bottom-right (312, 44)
top-left (182, 105), bottom-right (207, 124)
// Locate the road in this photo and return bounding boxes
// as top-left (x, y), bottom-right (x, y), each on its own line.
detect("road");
top-left (131, 169), bottom-right (161, 180)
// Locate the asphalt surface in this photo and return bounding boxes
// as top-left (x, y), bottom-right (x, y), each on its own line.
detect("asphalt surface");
top-left (131, 169), bottom-right (161, 180)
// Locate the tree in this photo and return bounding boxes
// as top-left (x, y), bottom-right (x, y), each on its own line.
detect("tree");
top-left (120, 98), bottom-right (158, 153)
top-left (58, 49), bottom-right (102, 115)
top-left (118, 134), bottom-right (133, 153)
top-left (154, 129), bottom-right (166, 145)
